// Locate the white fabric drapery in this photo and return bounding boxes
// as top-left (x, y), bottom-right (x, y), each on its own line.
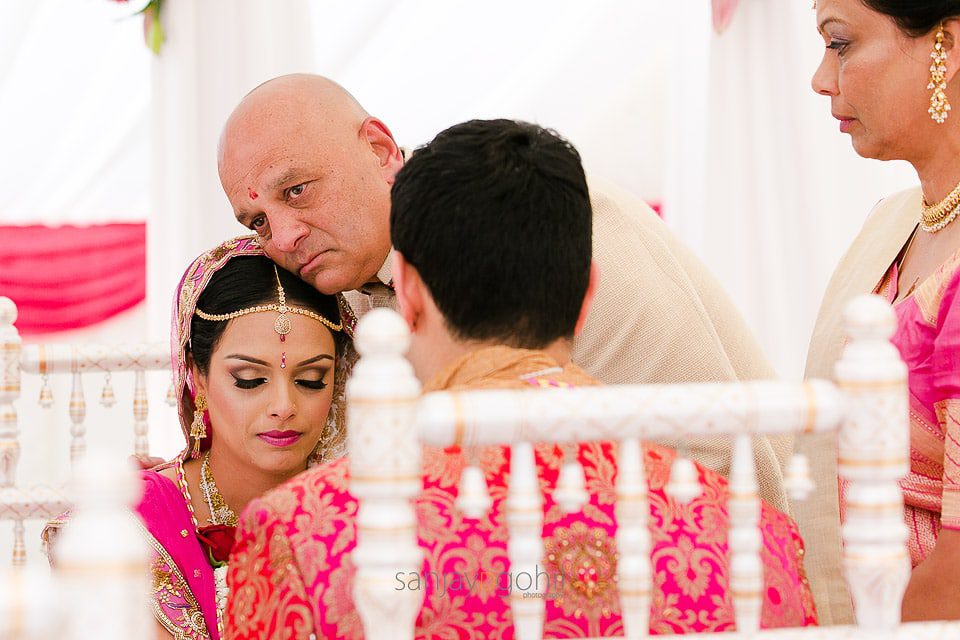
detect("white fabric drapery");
top-left (666, 0), bottom-right (916, 376)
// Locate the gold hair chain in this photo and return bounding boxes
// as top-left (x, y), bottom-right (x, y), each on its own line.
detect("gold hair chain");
top-left (195, 265), bottom-right (343, 333)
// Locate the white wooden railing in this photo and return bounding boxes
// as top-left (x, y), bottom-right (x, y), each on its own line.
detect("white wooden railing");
top-left (347, 298), bottom-right (960, 638)
top-left (0, 449), bottom-right (152, 639)
top-left (0, 296), bottom-right (172, 566)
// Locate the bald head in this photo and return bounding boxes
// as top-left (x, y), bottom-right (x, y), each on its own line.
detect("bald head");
top-left (218, 74), bottom-right (368, 165)
top-left (217, 74), bottom-right (403, 295)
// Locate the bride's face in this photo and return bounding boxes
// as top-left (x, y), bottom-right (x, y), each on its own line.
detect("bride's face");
top-left (193, 311), bottom-right (336, 477)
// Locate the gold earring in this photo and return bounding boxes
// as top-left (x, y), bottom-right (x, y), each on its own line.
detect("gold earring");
top-left (190, 393), bottom-right (207, 458)
top-left (929, 25), bottom-right (951, 124)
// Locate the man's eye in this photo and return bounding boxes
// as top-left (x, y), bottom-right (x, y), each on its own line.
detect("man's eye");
top-left (288, 184), bottom-right (306, 198)
top-left (250, 216), bottom-right (266, 229)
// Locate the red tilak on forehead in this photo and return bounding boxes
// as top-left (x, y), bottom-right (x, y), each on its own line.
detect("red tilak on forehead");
top-left (248, 188), bottom-right (258, 200)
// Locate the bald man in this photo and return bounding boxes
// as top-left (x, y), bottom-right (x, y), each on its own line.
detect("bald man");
top-left (217, 74), bottom-right (792, 511)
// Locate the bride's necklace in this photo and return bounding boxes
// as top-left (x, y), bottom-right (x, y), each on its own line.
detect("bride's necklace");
top-left (921, 179), bottom-right (960, 233)
top-left (199, 451), bottom-right (238, 527)
top-left (174, 456), bottom-right (229, 639)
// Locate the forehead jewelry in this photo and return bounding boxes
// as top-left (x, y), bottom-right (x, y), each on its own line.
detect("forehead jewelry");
top-left (194, 265), bottom-right (343, 338)
top-left (281, 352), bottom-right (287, 369)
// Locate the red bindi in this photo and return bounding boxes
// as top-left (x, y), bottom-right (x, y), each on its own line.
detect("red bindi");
top-left (248, 188), bottom-right (258, 200)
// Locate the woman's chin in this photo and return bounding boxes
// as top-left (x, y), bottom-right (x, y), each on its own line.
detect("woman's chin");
top-left (251, 448), bottom-right (312, 479)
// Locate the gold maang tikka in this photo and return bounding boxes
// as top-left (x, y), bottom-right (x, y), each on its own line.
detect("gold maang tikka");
top-left (194, 265), bottom-right (343, 340)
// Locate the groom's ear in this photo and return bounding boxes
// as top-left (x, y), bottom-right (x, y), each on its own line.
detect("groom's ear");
top-left (392, 252), bottom-right (425, 331)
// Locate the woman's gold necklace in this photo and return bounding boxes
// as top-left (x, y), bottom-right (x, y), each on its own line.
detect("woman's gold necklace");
top-left (199, 451), bottom-right (238, 527)
top-left (921, 179), bottom-right (960, 233)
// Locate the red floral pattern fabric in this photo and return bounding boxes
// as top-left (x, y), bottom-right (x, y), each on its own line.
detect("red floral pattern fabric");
top-left (226, 348), bottom-right (816, 638)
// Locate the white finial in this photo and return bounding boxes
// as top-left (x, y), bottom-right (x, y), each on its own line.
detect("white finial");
top-left (843, 294), bottom-right (896, 342)
top-left (0, 297), bottom-right (16, 327)
top-left (354, 308), bottom-right (411, 357)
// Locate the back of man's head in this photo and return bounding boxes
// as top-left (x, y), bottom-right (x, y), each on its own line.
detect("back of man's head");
top-left (391, 119), bottom-right (592, 349)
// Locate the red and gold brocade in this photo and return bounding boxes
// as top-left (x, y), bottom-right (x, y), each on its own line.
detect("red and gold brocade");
top-left (226, 347), bottom-right (816, 638)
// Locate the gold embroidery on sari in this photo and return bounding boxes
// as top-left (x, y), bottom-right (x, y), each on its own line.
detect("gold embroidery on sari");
top-left (138, 522), bottom-right (210, 640)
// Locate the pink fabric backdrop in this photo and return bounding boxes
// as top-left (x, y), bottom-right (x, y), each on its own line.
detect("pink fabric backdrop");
top-left (0, 223), bottom-right (146, 335)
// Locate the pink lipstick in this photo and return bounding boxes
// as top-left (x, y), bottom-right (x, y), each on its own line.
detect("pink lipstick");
top-left (258, 430), bottom-right (302, 447)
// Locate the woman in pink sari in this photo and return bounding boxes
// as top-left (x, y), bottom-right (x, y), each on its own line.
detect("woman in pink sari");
top-left (808, 0), bottom-right (960, 622)
top-left (139, 235), bottom-right (351, 639)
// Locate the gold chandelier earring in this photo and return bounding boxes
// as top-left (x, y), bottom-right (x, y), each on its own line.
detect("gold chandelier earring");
top-left (190, 393), bottom-right (208, 458)
top-left (929, 25), bottom-right (951, 124)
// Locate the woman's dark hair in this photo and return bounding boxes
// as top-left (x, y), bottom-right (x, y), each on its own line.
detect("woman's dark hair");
top-left (189, 256), bottom-right (344, 374)
top-left (862, 1), bottom-right (960, 36)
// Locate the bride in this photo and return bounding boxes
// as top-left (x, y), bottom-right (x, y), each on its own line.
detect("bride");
top-left (141, 235), bottom-right (349, 639)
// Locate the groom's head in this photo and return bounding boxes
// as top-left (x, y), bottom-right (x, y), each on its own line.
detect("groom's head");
top-left (390, 119), bottom-right (597, 378)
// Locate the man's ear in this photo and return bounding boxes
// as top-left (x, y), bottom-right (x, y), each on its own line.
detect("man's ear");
top-left (360, 117), bottom-right (404, 184)
top-left (392, 251), bottom-right (424, 331)
top-left (573, 262), bottom-right (600, 337)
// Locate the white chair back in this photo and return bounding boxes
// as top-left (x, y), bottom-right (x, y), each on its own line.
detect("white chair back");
top-left (0, 296), bottom-right (172, 566)
top-left (347, 296), bottom-right (960, 639)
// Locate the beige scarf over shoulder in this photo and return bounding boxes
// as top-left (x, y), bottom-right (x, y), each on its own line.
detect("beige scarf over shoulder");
top-left (798, 186), bottom-right (920, 625)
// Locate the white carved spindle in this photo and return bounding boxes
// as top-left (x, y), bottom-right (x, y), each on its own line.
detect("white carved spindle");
top-left (132, 370), bottom-right (149, 457)
top-left (506, 440), bottom-right (545, 640)
top-left (616, 436), bottom-right (651, 638)
top-left (728, 432), bottom-right (762, 632)
top-left (348, 309), bottom-right (423, 640)
top-left (55, 449), bottom-right (151, 639)
top-left (11, 519), bottom-right (25, 568)
top-left (68, 370), bottom-right (86, 464)
top-left (664, 455), bottom-right (702, 504)
top-left (836, 294), bottom-right (910, 630)
top-left (456, 463), bottom-right (492, 519)
top-left (784, 452), bottom-right (815, 502)
top-left (554, 446), bottom-right (588, 513)
top-left (0, 297), bottom-right (21, 489)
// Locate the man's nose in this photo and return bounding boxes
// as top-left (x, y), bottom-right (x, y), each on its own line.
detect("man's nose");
top-left (269, 212), bottom-right (310, 254)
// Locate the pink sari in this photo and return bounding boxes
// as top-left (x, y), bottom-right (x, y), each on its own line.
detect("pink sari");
top-left (876, 249), bottom-right (960, 566)
top-left (137, 470), bottom-right (219, 639)
top-left (227, 348), bottom-right (816, 638)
